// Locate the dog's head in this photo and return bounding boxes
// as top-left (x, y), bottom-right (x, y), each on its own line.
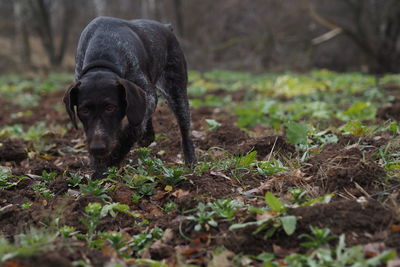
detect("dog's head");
top-left (63, 71), bottom-right (147, 158)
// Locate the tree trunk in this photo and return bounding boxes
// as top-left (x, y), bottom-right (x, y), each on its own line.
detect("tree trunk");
top-left (173, 0), bottom-right (184, 36)
top-left (93, 0), bottom-right (107, 16)
top-left (13, 0), bottom-right (31, 68)
top-left (28, 0), bottom-right (75, 67)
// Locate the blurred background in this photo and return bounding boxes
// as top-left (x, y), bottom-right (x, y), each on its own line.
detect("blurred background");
top-left (1, 0), bottom-right (400, 74)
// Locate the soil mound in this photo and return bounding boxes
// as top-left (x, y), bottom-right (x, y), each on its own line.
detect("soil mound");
top-left (305, 145), bottom-right (385, 192)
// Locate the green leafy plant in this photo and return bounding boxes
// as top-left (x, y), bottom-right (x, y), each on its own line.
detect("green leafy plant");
top-left (285, 121), bottom-right (309, 146)
top-left (131, 227), bottom-right (164, 255)
top-left (229, 192), bottom-right (297, 238)
top-left (79, 179), bottom-right (110, 199)
top-left (79, 202), bottom-right (103, 246)
top-left (187, 202), bottom-right (218, 231)
top-left (299, 226), bottom-right (337, 249)
top-left (283, 235), bottom-right (395, 267)
top-left (205, 119), bottom-right (222, 131)
top-left (256, 159), bottom-right (288, 176)
top-left (0, 166), bottom-right (25, 189)
top-left (67, 172), bottom-right (84, 187)
top-left (59, 225), bottom-right (78, 240)
top-left (79, 202), bottom-right (137, 247)
top-left (98, 231), bottom-right (129, 257)
top-left (208, 199), bottom-right (243, 221)
top-left (163, 201), bottom-right (177, 212)
top-left (21, 202), bottom-right (32, 209)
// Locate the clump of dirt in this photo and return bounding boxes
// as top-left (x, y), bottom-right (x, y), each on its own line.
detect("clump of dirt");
top-left (291, 199), bottom-right (392, 246)
top-left (0, 138), bottom-right (28, 163)
top-left (305, 144), bottom-right (385, 192)
top-left (8, 246), bottom-right (110, 267)
top-left (49, 177), bottom-right (69, 195)
top-left (377, 98), bottom-right (400, 121)
top-left (381, 83), bottom-right (400, 99)
top-left (234, 135), bottom-right (295, 159)
top-left (180, 172), bottom-right (238, 199)
top-left (222, 199), bottom-right (392, 254)
top-left (20, 157), bottom-right (62, 175)
top-left (198, 125), bottom-right (249, 151)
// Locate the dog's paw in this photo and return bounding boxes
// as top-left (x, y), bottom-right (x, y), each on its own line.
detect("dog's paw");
top-left (138, 133), bottom-right (155, 147)
top-left (92, 169), bottom-right (108, 180)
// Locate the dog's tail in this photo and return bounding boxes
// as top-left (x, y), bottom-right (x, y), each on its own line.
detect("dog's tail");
top-left (164, 23), bottom-right (173, 32)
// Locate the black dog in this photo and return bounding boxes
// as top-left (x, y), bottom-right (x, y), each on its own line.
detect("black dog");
top-left (63, 17), bottom-right (196, 178)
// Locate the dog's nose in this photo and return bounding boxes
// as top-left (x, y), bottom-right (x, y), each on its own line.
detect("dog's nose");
top-left (89, 142), bottom-right (107, 156)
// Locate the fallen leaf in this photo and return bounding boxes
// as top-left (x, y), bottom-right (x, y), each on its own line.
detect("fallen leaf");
top-left (161, 228), bottom-right (174, 243)
top-left (273, 244), bottom-right (298, 258)
top-left (391, 224), bottom-right (400, 232)
top-left (147, 203), bottom-right (163, 217)
top-left (181, 247), bottom-right (201, 256)
top-left (3, 261), bottom-right (24, 267)
top-left (208, 249), bottom-right (234, 267)
top-left (151, 190), bottom-right (168, 201)
top-left (165, 185), bottom-right (173, 191)
top-left (192, 130), bottom-right (205, 139)
top-left (243, 179), bottom-right (275, 195)
top-left (256, 211), bottom-right (275, 220)
top-left (387, 258), bottom-right (400, 267)
top-left (101, 246), bottom-right (118, 259)
top-left (210, 171), bottom-right (235, 182)
top-left (363, 242), bottom-right (387, 258)
top-left (172, 189), bottom-right (190, 198)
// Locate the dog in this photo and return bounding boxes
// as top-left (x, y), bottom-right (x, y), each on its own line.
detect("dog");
top-left (63, 17), bottom-right (196, 178)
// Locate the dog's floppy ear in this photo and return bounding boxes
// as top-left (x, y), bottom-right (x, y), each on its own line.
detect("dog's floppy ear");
top-left (118, 79), bottom-right (147, 126)
top-left (63, 81), bottom-right (81, 129)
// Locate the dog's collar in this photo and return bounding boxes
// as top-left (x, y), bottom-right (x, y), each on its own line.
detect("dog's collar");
top-left (80, 60), bottom-right (123, 78)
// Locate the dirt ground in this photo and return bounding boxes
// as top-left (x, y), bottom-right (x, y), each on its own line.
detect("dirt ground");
top-left (1, 86), bottom-right (400, 266)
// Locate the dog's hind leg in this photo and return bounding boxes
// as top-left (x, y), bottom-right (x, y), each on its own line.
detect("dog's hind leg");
top-left (160, 46), bottom-right (196, 166)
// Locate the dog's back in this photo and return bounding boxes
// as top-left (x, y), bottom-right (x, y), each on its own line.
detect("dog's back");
top-left (75, 17), bottom-right (176, 83)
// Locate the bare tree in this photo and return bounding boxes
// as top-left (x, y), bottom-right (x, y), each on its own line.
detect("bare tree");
top-left (173, 0), bottom-right (184, 36)
top-left (141, 0), bottom-right (163, 20)
top-left (93, 0), bottom-right (107, 16)
top-left (28, 0), bottom-right (76, 67)
top-left (310, 0), bottom-right (400, 73)
top-left (13, 0), bottom-right (31, 68)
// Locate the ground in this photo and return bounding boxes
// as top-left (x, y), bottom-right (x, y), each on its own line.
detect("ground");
top-left (0, 70), bottom-right (400, 266)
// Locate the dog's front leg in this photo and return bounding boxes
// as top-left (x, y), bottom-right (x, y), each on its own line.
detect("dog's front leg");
top-left (90, 156), bottom-right (110, 180)
top-left (108, 124), bottom-right (144, 166)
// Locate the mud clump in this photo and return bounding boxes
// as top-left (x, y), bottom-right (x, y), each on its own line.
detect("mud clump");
top-left (180, 172), bottom-right (237, 199)
top-left (377, 98), bottom-right (400, 121)
top-left (0, 138), bottom-right (28, 163)
top-left (291, 199), bottom-right (392, 246)
top-left (198, 125), bottom-right (249, 150)
top-left (305, 145), bottom-right (385, 192)
top-left (223, 199), bottom-right (392, 253)
top-left (234, 135), bottom-right (295, 159)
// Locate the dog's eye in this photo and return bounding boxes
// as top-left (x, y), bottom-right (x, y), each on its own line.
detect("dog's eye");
top-left (79, 107), bottom-right (90, 115)
top-left (105, 105), bottom-right (116, 113)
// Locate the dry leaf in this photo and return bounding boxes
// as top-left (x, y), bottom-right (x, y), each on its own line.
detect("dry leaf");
top-left (101, 246), bottom-right (118, 258)
top-left (363, 242), bottom-right (387, 258)
top-left (210, 171), bottom-right (234, 182)
top-left (273, 244), bottom-right (298, 258)
top-left (172, 189), bottom-right (190, 198)
top-left (208, 249), bottom-right (234, 267)
top-left (391, 224), bottom-right (400, 232)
